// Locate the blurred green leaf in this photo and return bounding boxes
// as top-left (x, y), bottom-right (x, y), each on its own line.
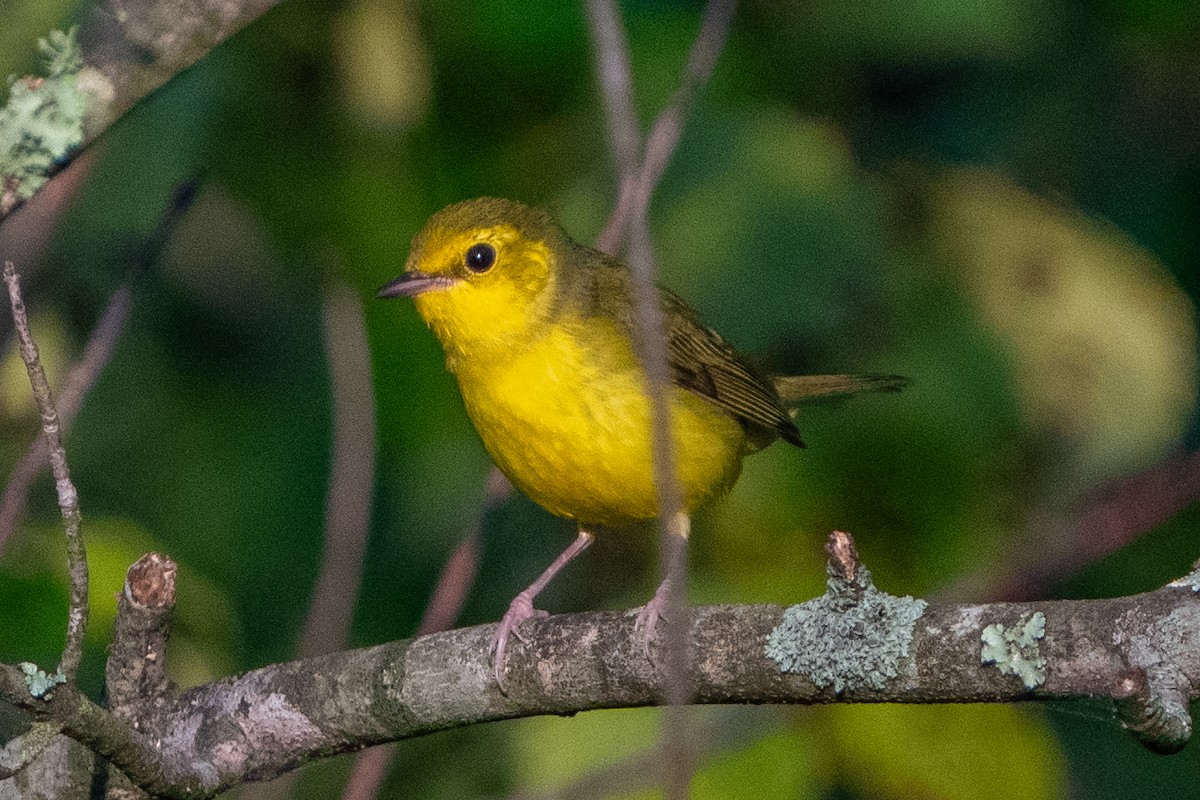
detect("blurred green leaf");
top-left (826, 705), bottom-right (1068, 800)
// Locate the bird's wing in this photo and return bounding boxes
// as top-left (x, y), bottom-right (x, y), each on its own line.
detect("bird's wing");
top-left (659, 288), bottom-right (804, 448)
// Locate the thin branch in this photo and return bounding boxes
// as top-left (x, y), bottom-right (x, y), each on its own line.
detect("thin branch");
top-left (600, 50), bottom-right (692, 788)
top-left (297, 281), bottom-right (378, 659)
top-left (340, 747), bottom-right (393, 800)
top-left (637, 0), bottom-right (736, 199)
top-left (339, 468), bottom-right (508, 800)
top-left (585, 0), bottom-right (643, 253)
top-left (0, 179), bottom-right (197, 550)
top-left (595, 0), bottom-right (737, 255)
top-left (3, 261), bottom-right (87, 681)
top-left (945, 449), bottom-right (1200, 602)
top-left (0, 284), bottom-right (128, 549)
top-left (623, 207), bottom-right (692, 791)
top-left (588, 3), bottom-right (737, 798)
top-left (415, 468), bottom-right (508, 638)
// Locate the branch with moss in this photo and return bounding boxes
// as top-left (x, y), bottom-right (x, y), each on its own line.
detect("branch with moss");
top-left (2, 531), bottom-right (1196, 798)
top-left (0, 0), bottom-right (286, 220)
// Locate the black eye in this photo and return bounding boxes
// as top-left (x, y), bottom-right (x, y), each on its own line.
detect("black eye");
top-left (465, 243), bottom-right (496, 273)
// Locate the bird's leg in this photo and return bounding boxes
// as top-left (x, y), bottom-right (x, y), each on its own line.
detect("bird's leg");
top-left (490, 527), bottom-right (594, 690)
top-left (634, 511), bottom-right (690, 657)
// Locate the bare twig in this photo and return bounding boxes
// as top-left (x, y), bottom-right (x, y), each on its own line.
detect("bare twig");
top-left (339, 468), bottom-right (508, 800)
top-left (622, 201), bottom-right (690, 676)
top-left (296, 281), bottom-right (378, 659)
top-left (0, 179), bottom-right (197, 550)
top-left (414, 470), bottom-right (508, 637)
top-left (587, 3), bottom-right (738, 798)
top-left (595, 0), bottom-right (737, 255)
top-left (3, 261), bottom-right (87, 681)
top-left (340, 746), bottom-right (393, 800)
top-left (621, 106), bottom-right (693, 800)
top-left (585, 0), bottom-right (643, 256)
top-left (944, 449), bottom-right (1200, 602)
top-left (0, 284), bottom-right (128, 549)
top-left (637, 0), bottom-right (736, 199)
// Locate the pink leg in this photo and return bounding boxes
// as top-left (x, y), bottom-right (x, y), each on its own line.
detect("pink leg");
top-left (491, 528), bottom-right (594, 690)
top-left (634, 512), bottom-right (690, 657)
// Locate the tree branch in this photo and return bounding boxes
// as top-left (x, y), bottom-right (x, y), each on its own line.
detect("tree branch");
top-left (584, 0), bottom-right (641, 205)
top-left (1, 0), bottom-right (285, 225)
top-left (104, 553), bottom-right (178, 798)
top-left (1, 532), bottom-right (1191, 798)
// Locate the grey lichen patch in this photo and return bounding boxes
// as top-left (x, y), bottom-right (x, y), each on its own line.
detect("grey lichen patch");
top-left (1, 27), bottom-right (86, 208)
top-left (980, 611), bottom-right (1047, 689)
top-left (765, 563), bottom-right (928, 693)
top-left (18, 662), bottom-right (65, 699)
top-left (0, 720), bottom-right (59, 772)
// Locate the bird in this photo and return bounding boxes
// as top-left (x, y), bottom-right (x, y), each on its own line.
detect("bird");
top-left (379, 197), bottom-right (905, 688)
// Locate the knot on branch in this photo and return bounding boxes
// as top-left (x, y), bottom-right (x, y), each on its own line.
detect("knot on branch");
top-left (1112, 605), bottom-right (1196, 753)
top-left (1113, 667), bottom-right (1192, 754)
top-left (125, 552), bottom-right (176, 608)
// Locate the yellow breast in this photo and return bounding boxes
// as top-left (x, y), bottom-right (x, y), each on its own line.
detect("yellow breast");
top-left (453, 317), bottom-right (747, 527)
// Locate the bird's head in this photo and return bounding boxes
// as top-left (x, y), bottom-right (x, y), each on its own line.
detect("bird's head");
top-left (379, 198), bottom-right (568, 360)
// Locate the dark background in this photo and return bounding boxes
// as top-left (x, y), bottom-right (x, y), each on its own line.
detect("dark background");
top-left (2, 0), bottom-right (1199, 796)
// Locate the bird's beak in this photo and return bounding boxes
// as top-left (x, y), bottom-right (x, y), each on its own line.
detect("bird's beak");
top-left (377, 271), bottom-right (457, 299)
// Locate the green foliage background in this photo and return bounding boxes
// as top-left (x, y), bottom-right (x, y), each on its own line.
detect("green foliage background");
top-left (2, 0), bottom-right (1200, 797)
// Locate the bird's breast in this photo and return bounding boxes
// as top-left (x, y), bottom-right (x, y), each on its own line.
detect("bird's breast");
top-left (454, 318), bottom-right (746, 526)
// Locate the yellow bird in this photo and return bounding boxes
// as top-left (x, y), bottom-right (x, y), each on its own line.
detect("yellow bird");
top-left (379, 197), bottom-right (903, 684)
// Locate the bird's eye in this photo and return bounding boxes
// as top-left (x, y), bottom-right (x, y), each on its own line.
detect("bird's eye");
top-left (465, 243), bottom-right (496, 274)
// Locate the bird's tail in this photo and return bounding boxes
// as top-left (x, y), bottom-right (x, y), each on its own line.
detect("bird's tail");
top-left (772, 374), bottom-right (910, 406)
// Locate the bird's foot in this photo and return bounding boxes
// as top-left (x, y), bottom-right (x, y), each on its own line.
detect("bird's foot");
top-left (490, 591), bottom-right (548, 692)
top-left (633, 577), bottom-right (673, 659)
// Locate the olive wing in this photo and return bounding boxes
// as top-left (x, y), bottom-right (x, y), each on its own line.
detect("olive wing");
top-left (660, 289), bottom-right (804, 448)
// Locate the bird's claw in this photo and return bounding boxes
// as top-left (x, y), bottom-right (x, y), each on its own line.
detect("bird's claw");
top-left (633, 579), bottom-right (672, 660)
top-left (490, 592), bottom-right (548, 692)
